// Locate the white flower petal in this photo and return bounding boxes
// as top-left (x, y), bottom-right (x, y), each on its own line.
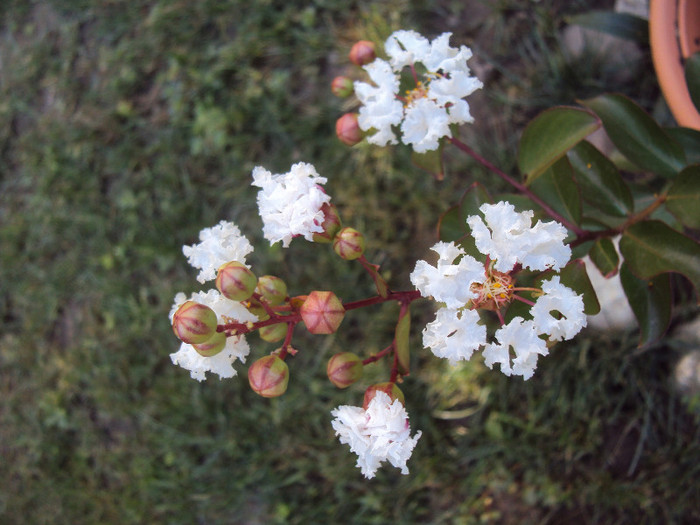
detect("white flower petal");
top-left (422, 307), bottom-right (486, 365)
top-left (482, 317), bottom-right (548, 380)
top-left (182, 221), bottom-right (254, 283)
top-left (531, 275), bottom-right (587, 341)
top-left (401, 97), bottom-right (451, 153)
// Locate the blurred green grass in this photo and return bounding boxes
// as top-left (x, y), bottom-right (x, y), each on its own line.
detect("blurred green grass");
top-left (1, 1), bottom-right (698, 523)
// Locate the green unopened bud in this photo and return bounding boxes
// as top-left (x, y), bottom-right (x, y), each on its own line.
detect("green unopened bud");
top-left (312, 203), bottom-right (342, 243)
top-left (336, 113), bottom-right (362, 146)
top-left (301, 291), bottom-right (346, 335)
top-left (349, 40), bottom-right (376, 66)
top-left (248, 355), bottom-right (289, 398)
top-left (327, 352), bottom-right (363, 388)
top-left (363, 382), bottom-right (404, 409)
top-left (259, 322), bottom-right (288, 343)
top-left (192, 331), bottom-right (227, 357)
top-left (172, 301), bottom-right (218, 344)
top-left (331, 76), bottom-right (354, 98)
top-left (333, 227), bottom-right (366, 260)
top-left (256, 275), bottom-right (288, 306)
top-left (216, 261), bottom-right (257, 301)
top-left (243, 296), bottom-right (270, 321)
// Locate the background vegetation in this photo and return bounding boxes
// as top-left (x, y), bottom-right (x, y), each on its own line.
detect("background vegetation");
top-left (1, 0), bottom-right (698, 523)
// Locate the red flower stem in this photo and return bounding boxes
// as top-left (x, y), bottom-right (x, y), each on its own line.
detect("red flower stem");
top-left (410, 63), bottom-right (419, 85)
top-left (512, 294), bottom-right (535, 307)
top-left (362, 344), bottom-right (394, 365)
top-left (495, 308), bottom-right (505, 326)
top-left (389, 350), bottom-right (400, 383)
top-left (251, 292), bottom-right (278, 318)
top-left (278, 322), bottom-right (297, 360)
top-left (447, 137), bottom-right (586, 237)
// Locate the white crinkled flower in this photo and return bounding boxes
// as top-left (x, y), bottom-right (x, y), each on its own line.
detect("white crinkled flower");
top-left (409, 241), bottom-right (485, 309)
top-left (467, 201), bottom-right (571, 272)
top-left (482, 317), bottom-right (549, 380)
top-left (169, 290), bottom-right (258, 381)
top-left (183, 221), bottom-right (254, 284)
top-left (422, 307), bottom-right (486, 365)
top-left (331, 392), bottom-right (422, 479)
top-left (354, 30), bottom-right (482, 152)
top-left (530, 275), bottom-right (587, 341)
top-left (252, 162), bottom-right (332, 247)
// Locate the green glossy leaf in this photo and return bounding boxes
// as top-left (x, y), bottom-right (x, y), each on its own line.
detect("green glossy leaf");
top-left (619, 220), bottom-right (700, 301)
top-left (665, 127), bottom-right (700, 165)
top-left (581, 94), bottom-right (686, 177)
top-left (395, 306), bottom-right (411, 374)
top-left (437, 206), bottom-right (466, 243)
top-left (459, 182), bottom-right (492, 223)
top-left (619, 263), bottom-right (671, 346)
top-left (529, 157), bottom-right (582, 225)
top-left (559, 259), bottom-right (600, 315)
top-left (567, 11), bottom-right (649, 44)
top-left (412, 143), bottom-right (445, 180)
top-left (568, 140), bottom-right (634, 217)
top-left (685, 51), bottom-right (700, 113)
top-left (666, 165), bottom-right (700, 229)
top-left (518, 106), bottom-right (601, 184)
top-left (589, 237), bottom-right (620, 277)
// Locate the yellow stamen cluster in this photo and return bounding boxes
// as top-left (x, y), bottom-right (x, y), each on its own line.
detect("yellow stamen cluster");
top-left (404, 81), bottom-right (429, 106)
top-left (470, 269), bottom-right (515, 311)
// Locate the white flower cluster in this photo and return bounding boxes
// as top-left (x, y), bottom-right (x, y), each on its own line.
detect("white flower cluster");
top-left (183, 220), bottom-right (254, 284)
top-left (173, 221), bottom-right (258, 381)
top-left (354, 30), bottom-right (483, 153)
top-left (411, 201), bottom-right (586, 379)
top-left (252, 162), bottom-right (331, 247)
top-left (331, 392), bottom-right (422, 479)
top-left (169, 289), bottom-right (257, 381)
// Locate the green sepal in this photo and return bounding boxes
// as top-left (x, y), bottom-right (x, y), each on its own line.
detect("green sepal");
top-left (394, 305), bottom-right (411, 375)
top-left (581, 94), bottom-right (686, 178)
top-left (518, 106), bottom-right (601, 185)
top-left (588, 237), bottom-right (620, 278)
top-left (619, 263), bottom-right (672, 347)
top-left (665, 165), bottom-right (700, 229)
top-left (529, 156), bottom-right (582, 225)
top-left (619, 220), bottom-right (700, 302)
top-left (567, 140), bottom-right (634, 217)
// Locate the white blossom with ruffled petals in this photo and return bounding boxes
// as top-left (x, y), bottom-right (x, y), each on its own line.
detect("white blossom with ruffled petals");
top-left (467, 201), bottom-right (570, 272)
top-left (252, 162), bottom-right (332, 247)
top-left (422, 307), bottom-right (486, 365)
top-left (482, 317), bottom-right (549, 380)
top-left (409, 241), bottom-right (485, 309)
top-left (331, 392), bottom-right (422, 479)
top-left (183, 221), bottom-right (254, 284)
top-left (530, 275), bottom-right (587, 341)
top-left (354, 30), bottom-right (482, 152)
top-left (169, 290), bottom-right (257, 381)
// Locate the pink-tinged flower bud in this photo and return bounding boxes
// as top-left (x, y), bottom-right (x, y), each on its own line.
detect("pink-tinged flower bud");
top-left (327, 352), bottom-right (363, 388)
top-left (336, 113), bottom-right (362, 146)
top-left (259, 322), bottom-right (288, 343)
top-left (331, 76), bottom-right (354, 98)
top-left (300, 291), bottom-right (345, 334)
top-left (216, 261), bottom-right (257, 301)
top-left (248, 355), bottom-right (289, 398)
top-left (256, 275), bottom-right (288, 306)
top-left (172, 301), bottom-right (218, 344)
top-left (244, 296), bottom-right (269, 321)
top-left (363, 382), bottom-right (405, 409)
top-left (312, 203), bottom-right (342, 243)
top-left (192, 331), bottom-right (227, 357)
top-left (349, 40), bottom-right (376, 66)
top-left (333, 227), bottom-right (366, 260)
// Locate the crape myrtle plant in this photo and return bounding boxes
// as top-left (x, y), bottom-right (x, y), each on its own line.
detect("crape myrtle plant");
top-left (170, 31), bottom-right (700, 479)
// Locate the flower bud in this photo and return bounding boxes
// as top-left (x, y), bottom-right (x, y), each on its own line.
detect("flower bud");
top-left (333, 227), bottom-right (366, 260)
top-left (300, 290), bottom-right (345, 334)
top-left (244, 296), bottom-right (269, 321)
top-left (312, 203), bottom-right (342, 243)
top-left (216, 261), bottom-right (257, 301)
top-left (331, 75), bottom-right (354, 98)
top-left (172, 301), bottom-right (218, 344)
top-left (259, 322), bottom-right (288, 343)
top-left (327, 352), bottom-right (363, 388)
top-left (256, 275), bottom-right (288, 306)
top-left (363, 382), bottom-right (405, 409)
top-left (248, 355), bottom-right (289, 398)
top-left (336, 113), bottom-right (362, 147)
top-left (192, 331), bottom-right (227, 357)
top-left (349, 40), bottom-right (376, 66)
